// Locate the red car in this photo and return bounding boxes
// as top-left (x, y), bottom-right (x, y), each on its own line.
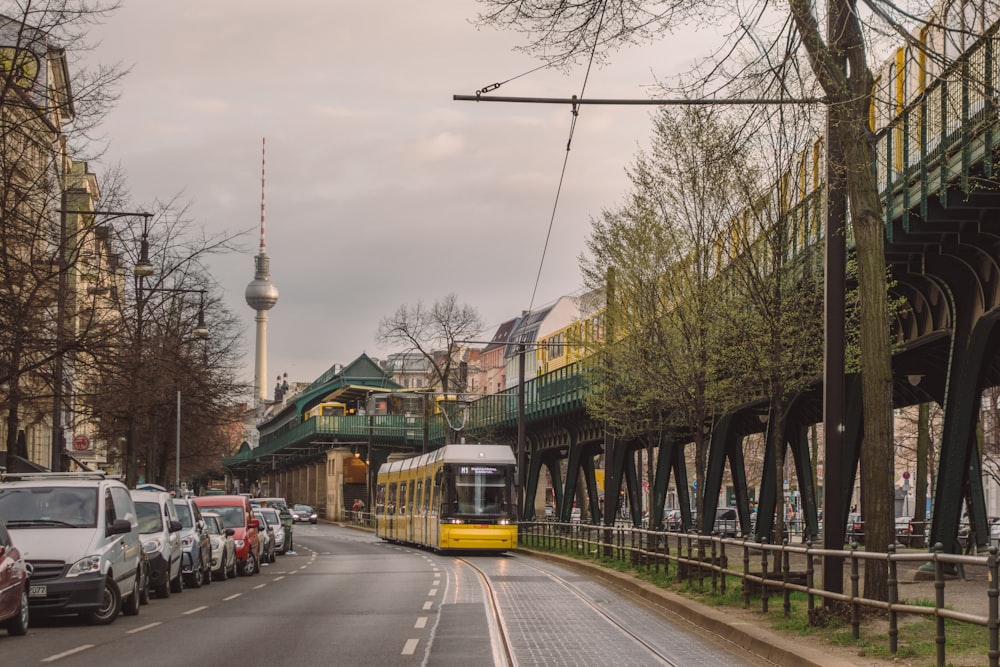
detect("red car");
top-left (0, 518), bottom-right (29, 635)
top-left (192, 495), bottom-right (260, 576)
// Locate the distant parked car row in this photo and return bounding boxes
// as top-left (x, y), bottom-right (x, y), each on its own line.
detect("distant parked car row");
top-left (0, 472), bottom-right (301, 636)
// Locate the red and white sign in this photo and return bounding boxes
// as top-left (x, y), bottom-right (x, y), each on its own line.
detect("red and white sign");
top-left (71, 434), bottom-right (90, 452)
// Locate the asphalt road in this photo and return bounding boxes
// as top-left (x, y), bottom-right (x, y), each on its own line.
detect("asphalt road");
top-left (2, 523), bottom-right (765, 666)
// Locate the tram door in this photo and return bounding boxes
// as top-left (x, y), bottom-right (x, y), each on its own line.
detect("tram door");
top-left (407, 480), bottom-right (416, 543)
top-left (386, 483), bottom-right (397, 538)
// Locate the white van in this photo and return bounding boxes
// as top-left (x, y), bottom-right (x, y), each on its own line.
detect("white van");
top-left (0, 472), bottom-right (144, 625)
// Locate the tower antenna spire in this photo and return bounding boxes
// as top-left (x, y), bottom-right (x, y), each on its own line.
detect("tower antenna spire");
top-left (260, 137), bottom-right (266, 252)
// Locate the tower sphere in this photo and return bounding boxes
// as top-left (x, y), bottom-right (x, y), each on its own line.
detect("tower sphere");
top-left (245, 278), bottom-right (279, 311)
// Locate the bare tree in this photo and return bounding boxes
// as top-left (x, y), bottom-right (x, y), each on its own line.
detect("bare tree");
top-left (376, 294), bottom-right (484, 442)
top-left (377, 294), bottom-right (485, 394)
top-left (0, 2), bottom-right (126, 467)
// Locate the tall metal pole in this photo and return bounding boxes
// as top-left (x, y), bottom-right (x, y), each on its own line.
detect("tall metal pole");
top-left (51, 200), bottom-right (68, 471)
top-left (517, 343), bottom-right (526, 521)
top-left (823, 0), bottom-right (849, 599)
top-left (127, 273), bottom-right (145, 486)
top-left (175, 390), bottom-right (181, 491)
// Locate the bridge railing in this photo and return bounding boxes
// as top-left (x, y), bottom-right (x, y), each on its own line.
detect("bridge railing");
top-left (877, 26), bottom-right (999, 227)
top-left (520, 521), bottom-right (1000, 666)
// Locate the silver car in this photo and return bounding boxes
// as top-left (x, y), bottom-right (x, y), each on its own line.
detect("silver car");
top-left (0, 472), bottom-right (144, 625)
top-left (203, 512), bottom-right (236, 580)
top-left (256, 507), bottom-right (285, 554)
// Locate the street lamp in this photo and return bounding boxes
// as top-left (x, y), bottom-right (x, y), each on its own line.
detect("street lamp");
top-left (53, 209), bottom-right (152, 474)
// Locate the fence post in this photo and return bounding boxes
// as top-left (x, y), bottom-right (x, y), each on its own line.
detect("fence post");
top-left (806, 540), bottom-right (815, 619)
top-left (850, 547), bottom-right (860, 640)
top-left (888, 544), bottom-right (898, 655)
top-left (782, 539), bottom-right (791, 618)
top-left (989, 545), bottom-right (998, 667)
top-left (934, 542), bottom-right (946, 666)
top-left (743, 542), bottom-right (751, 608)
top-left (761, 539), bottom-right (770, 613)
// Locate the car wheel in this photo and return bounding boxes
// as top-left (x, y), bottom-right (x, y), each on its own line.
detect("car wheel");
top-left (122, 575), bottom-right (140, 616)
top-left (4, 589), bottom-right (28, 636)
top-left (84, 577), bottom-right (121, 626)
top-left (240, 551), bottom-right (257, 577)
top-left (139, 568), bottom-right (151, 605)
top-left (170, 564), bottom-right (184, 593)
top-left (186, 562), bottom-right (203, 588)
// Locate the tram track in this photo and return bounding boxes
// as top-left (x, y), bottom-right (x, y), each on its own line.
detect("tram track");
top-left (457, 555), bottom-right (681, 667)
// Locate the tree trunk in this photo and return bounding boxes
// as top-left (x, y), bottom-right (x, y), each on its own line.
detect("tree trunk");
top-left (839, 107), bottom-right (894, 602)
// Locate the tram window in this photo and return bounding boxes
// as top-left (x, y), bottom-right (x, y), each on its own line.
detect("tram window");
top-left (453, 465), bottom-right (508, 515)
top-left (397, 484), bottom-right (406, 515)
top-left (415, 479), bottom-right (423, 515)
top-left (407, 480), bottom-right (415, 515)
top-left (375, 484), bottom-right (386, 514)
top-left (388, 483), bottom-right (397, 514)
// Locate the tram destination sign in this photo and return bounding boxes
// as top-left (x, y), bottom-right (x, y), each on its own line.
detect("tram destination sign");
top-left (460, 466), bottom-right (498, 475)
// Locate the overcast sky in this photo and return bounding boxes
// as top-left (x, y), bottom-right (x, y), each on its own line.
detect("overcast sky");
top-left (86, 2), bottom-right (701, 396)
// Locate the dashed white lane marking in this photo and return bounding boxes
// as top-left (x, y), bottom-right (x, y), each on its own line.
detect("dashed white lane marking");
top-left (415, 617), bottom-right (428, 629)
top-left (401, 638), bottom-right (419, 655)
top-left (423, 601), bottom-right (433, 610)
top-left (253, 583), bottom-right (267, 589)
top-left (42, 645), bottom-right (94, 662)
top-left (273, 575), bottom-right (285, 581)
top-left (428, 587), bottom-right (438, 596)
top-left (223, 593), bottom-right (242, 600)
top-left (127, 622), bottom-right (161, 634)
top-left (183, 606), bottom-right (208, 615)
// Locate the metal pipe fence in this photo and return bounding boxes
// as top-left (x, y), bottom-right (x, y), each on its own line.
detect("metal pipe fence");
top-left (519, 521), bottom-right (1000, 667)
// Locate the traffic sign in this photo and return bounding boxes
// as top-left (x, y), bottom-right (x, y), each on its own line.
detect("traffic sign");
top-left (71, 434), bottom-right (90, 452)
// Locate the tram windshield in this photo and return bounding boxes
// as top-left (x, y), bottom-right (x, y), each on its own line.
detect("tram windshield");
top-left (453, 464), bottom-right (508, 515)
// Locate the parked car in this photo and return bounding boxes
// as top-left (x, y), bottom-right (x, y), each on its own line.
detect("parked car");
top-left (714, 507), bottom-right (740, 537)
top-left (202, 512), bottom-right (236, 581)
top-left (0, 471), bottom-right (144, 625)
top-left (291, 504), bottom-right (317, 524)
top-left (665, 508), bottom-right (696, 532)
top-left (254, 510), bottom-right (277, 565)
top-left (193, 495), bottom-right (260, 576)
top-left (0, 518), bottom-right (29, 635)
top-left (847, 513), bottom-right (865, 544)
top-left (131, 488), bottom-right (184, 598)
top-left (173, 498), bottom-right (212, 588)
top-left (256, 507), bottom-right (285, 554)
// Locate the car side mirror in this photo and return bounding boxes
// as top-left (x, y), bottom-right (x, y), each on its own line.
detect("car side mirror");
top-left (225, 528), bottom-right (235, 537)
top-left (108, 518), bottom-right (133, 536)
top-left (169, 519), bottom-right (183, 533)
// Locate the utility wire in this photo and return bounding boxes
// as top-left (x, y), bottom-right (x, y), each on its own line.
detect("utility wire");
top-left (527, 2), bottom-right (609, 314)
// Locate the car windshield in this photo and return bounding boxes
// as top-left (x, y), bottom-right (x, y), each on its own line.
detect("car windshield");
top-left (174, 503), bottom-right (194, 528)
top-left (204, 517), bottom-right (222, 535)
top-left (293, 505), bottom-right (313, 513)
top-left (260, 509), bottom-right (279, 524)
top-left (0, 486), bottom-right (99, 528)
top-left (135, 501), bottom-right (165, 534)
top-left (211, 505), bottom-right (246, 528)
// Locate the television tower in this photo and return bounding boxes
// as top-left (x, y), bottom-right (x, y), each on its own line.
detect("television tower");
top-left (245, 138), bottom-right (279, 405)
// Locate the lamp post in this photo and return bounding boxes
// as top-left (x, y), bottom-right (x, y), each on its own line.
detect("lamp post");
top-left (53, 209), bottom-right (152, 475)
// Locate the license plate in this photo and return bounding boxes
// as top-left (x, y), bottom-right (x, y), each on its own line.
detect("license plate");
top-left (29, 585), bottom-right (46, 598)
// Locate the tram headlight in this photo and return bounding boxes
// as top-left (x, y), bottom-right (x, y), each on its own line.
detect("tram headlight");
top-left (442, 518), bottom-right (464, 524)
top-left (497, 518), bottom-right (511, 525)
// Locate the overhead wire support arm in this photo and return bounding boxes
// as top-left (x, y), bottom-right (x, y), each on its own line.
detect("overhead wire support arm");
top-left (453, 94), bottom-right (827, 106)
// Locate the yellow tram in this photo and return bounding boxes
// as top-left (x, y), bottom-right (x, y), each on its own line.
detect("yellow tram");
top-left (375, 443), bottom-right (517, 552)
